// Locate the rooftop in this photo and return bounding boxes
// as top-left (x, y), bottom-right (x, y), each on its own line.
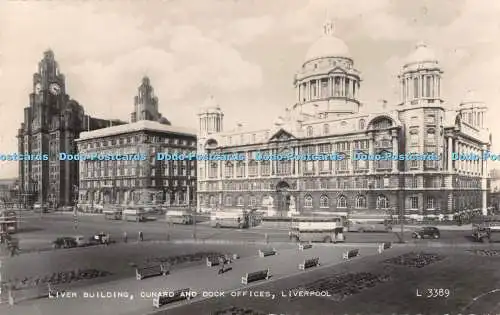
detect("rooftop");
top-left (77, 120), bottom-right (196, 141)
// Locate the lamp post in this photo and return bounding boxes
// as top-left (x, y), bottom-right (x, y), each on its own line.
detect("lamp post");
top-left (73, 185), bottom-right (79, 231)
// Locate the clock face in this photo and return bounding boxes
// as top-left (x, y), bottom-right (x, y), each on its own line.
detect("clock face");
top-left (49, 83), bottom-right (61, 95)
top-left (35, 83), bottom-right (42, 94)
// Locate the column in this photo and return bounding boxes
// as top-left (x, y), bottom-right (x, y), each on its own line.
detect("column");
top-left (392, 133), bottom-right (398, 172)
top-left (328, 77), bottom-right (333, 97)
top-left (295, 146), bottom-right (300, 176)
top-left (317, 79), bottom-right (320, 98)
top-left (307, 81), bottom-right (311, 101)
top-left (368, 134), bottom-right (374, 172)
top-left (296, 83), bottom-right (300, 102)
top-left (340, 77), bottom-right (345, 96)
top-left (447, 137), bottom-right (453, 172)
top-left (245, 151), bottom-right (249, 179)
top-left (400, 79), bottom-right (404, 103)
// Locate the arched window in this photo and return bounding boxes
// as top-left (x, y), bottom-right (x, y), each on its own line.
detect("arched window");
top-left (304, 195), bottom-right (313, 208)
top-left (262, 196), bottom-right (269, 206)
top-left (248, 161), bottom-right (258, 176)
top-left (323, 124), bottom-right (329, 135)
top-left (225, 196), bottom-right (232, 206)
top-left (337, 195), bottom-right (347, 208)
top-left (355, 195), bottom-right (367, 208)
top-left (320, 195), bottom-right (329, 208)
top-left (237, 196), bottom-right (244, 206)
top-left (376, 195), bottom-right (389, 209)
top-left (236, 161), bottom-right (245, 177)
top-left (307, 126), bottom-right (314, 137)
top-left (359, 119), bottom-right (365, 130)
top-left (209, 196), bottom-right (216, 207)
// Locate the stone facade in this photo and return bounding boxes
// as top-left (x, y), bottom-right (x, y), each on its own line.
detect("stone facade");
top-left (197, 21), bottom-right (491, 217)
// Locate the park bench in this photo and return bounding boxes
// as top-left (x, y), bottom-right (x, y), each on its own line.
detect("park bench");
top-left (258, 248), bottom-right (277, 257)
top-left (342, 249), bottom-right (359, 260)
top-left (383, 242), bottom-right (392, 250)
top-left (298, 243), bottom-right (313, 251)
top-left (298, 257), bottom-right (320, 270)
top-left (206, 257), bottom-right (220, 267)
top-left (377, 242), bottom-right (392, 253)
top-left (241, 269), bottom-right (270, 285)
top-left (152, 288), bottom-right (191, 308)
top-left (135, 264), bottom-right (167, 280)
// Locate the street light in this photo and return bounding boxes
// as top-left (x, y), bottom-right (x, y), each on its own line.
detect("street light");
top-left (73, 185), bottom-right (79, 231)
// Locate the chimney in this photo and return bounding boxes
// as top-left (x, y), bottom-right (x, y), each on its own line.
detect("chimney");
top-left (236, 123), bottom-right (243, 130)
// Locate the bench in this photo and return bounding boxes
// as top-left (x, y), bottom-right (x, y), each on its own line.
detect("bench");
top-left (206, 257), bottom-right (220, 267)
top-left (298, 243), bottom-right (313, 251)
top-left (136, 264), bottom-right (167, 280)
top-left (383, 242), bottom-right (392, 250)
top-left (258, 248), bottom-right (277, 257)
top-left (298, 257), bottom-right (320, 270)
top-left (241, 269), bottom-right (270, 285)
top-left (342, 249), bottom-right (359, 260)
top-left (152, 288), bottom-right (191, 308)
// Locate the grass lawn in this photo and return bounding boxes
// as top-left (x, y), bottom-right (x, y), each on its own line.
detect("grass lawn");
top-left (164, 245), bottom-right (500, 315)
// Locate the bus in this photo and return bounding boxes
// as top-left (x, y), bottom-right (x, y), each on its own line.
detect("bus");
top-left (165, 210), bottom-right (194, 225)
top-left (122, 208), bottom-right (146, 222)
top-left (103, 208), bottom-right (122, 220)
top-left (289, 214), bottom-right (345, 243)
top-left (211, 209), bottom-right (249, 228)
top-left (347, 211), bottom-right (392, 232)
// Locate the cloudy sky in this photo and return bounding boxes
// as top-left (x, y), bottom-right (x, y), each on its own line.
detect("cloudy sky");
top-left (0, 0), bottom-right (499, 178)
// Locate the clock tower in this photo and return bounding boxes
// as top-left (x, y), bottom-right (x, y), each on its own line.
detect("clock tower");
top-left (18, 50), bottom-right (85, 207)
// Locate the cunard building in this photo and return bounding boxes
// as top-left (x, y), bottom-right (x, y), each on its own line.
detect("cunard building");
top-left (196, 20), bottom-right (491, 217)
top-left (76, 77), bottom-right (197, 208)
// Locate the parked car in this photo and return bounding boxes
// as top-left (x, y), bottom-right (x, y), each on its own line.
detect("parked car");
top-left (412, 226), bottom-right (441, 239)
top-left (53, 237), bottom-right (77, 249)
top-left (33, 203), bottom-right (48, 213)
top-left (74, 235), bottom-right (88, 246)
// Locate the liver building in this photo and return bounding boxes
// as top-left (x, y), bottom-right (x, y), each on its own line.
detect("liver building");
top-left (17, 50), bottom-right (126, 207)
top-left (196, 20), bottom-right (491, 217)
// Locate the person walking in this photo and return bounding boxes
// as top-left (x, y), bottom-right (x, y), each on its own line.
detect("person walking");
top-left (138, 231), bottom-right (144, 242)
top-left (123, 231), bottom-right (128, 243)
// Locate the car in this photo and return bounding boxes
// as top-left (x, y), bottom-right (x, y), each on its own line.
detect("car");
top-left (88, 232), bottom-right (113, 245)
top-left (74, 235), bottom-right (88, 246)
top-left (412, 226), bottom-right (440, 239)
top-left (53, 237), bottom-right (77, 249)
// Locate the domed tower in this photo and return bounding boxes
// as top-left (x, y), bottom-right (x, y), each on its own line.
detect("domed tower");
top-left (398, 42), bottom-right (445, 174)
top-left (399, 42), bottom-right (443, 107)
top-left (293, 20), bottom-right (361, 118)
top-left (198, 95), bottom-right (224, 137)
top-left (458, 90), bottom-right (487, 129)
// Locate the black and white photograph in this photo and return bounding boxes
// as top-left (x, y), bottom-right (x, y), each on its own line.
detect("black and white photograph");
top-left (0, 0), bottom-right (500, 314)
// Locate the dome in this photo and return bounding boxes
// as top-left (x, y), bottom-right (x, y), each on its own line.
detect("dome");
top-left (201, 94), bottom-right (220, 110)
top-left (304, 20), bottom-right (351, 62)
top-left (405, 42), bottom-right (438, 65)
top-left (460, 90), bottom-right (485, 106)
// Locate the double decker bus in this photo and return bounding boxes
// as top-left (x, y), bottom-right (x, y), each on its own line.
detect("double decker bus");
top-left (165, 210), bottom-right (194, 225)
top-left (289, 214), bottom-right (345, 243)
top-left (472, 215), bottom-right (500, 243)
top-left (210, 209), bottom-right (249, 229)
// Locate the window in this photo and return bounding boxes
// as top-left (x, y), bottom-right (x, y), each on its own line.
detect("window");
top-left (323, 124), bottom-right (329, 135)
top-left (209, 196), bottom-right (216, 207)
top-left (376, 195), bottom-right (389, 209)
top-left (409, 196), bottom-right (419, 209)
top-left (225, 162), bottom-right (233, 178)
top-left (320, 195), bottom-right (329, 208)
top-left (236, 162), bottom-right (245, 178)
top-left (337, 195), bottom-right (347, 208)
top-left (225, 196), bottom-right (232, 206)
top-left (209, 162), bottom-right (217, 179)
top-left (359, 119), bottom-right (365, 130)
top-left (304, 195), bottom-right (313, 208)
top-left (307, 126), bottom-right (313, 137)
top-left (259, 161), bottom-right (269, 176)
top-left (355, 195), bottom-right (367, 208)
top-left (248, 161), bottom-right (258, 176)
top-left (237, 196), bottom-right (244, 206)
top-left (250, 196), bottom-right (257, 207)
top-left (426, 197), bottom-right (435, 210)
top-left (410, 132), bottom-right (419, 146)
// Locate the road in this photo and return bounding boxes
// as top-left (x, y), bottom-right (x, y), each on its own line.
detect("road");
top-left (11, 211), bottom-right (476, 252)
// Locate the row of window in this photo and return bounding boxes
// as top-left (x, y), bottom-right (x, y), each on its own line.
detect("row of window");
top-left (80, 178), bottom-right (195, 189)
top-left (81, 136), bottom-right (196, 150)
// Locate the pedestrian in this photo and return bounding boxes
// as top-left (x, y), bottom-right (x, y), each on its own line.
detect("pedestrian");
top-left (123, 231), bottom-right (128, 243)
top-left (218, 257), bottom-right (225, 275)
top-left (139, 231), bottom-right (143, 242)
